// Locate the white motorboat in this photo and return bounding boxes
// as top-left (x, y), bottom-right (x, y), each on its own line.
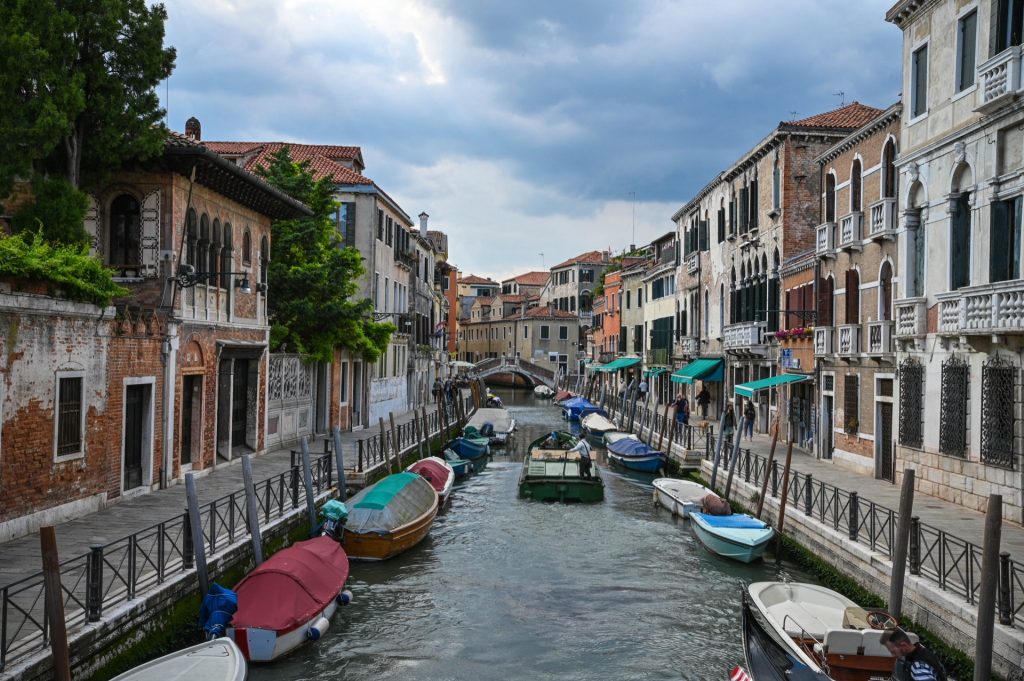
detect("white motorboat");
top-left (581, 412), bottom-right (616, 439)
top-left (466, 407), bottom-right (516, 444)
top-left (602, 431), bottom-right (638, 447)
top-left (534, 385), bottom-right (555, 398)
top-left (652, 478), bottom-right (712, 517)
top-left (111, 638), bottom-right (247, 681)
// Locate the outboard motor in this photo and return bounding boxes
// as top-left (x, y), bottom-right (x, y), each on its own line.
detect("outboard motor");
top-left (480, 422), bottom-right (495, 438)
top-left (320, 499), bottom-right (349, 540)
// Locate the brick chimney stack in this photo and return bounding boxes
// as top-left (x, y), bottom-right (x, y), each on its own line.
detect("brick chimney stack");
top-left (419, 212), bottom-right (429, 231)
top-left (185, 116), bottom-right (201, 142)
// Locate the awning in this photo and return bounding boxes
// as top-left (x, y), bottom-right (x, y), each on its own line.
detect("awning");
top-left (593, 357), bottom-right (641, 372)
top-left (734, 373), bottom-right (812, 398)
top-left (643, 367), bottom-right (668, 378)
top-left (586, 362), bottom-right (605, 372)
top-left (670, 358), bottom-right (724, 384)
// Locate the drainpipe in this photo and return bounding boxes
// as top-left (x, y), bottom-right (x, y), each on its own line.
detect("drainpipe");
top-left (160, 323), bottom-right (179, 489)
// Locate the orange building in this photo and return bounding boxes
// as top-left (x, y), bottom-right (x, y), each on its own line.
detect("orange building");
top-left (592, 270), bottom-right (623, 362)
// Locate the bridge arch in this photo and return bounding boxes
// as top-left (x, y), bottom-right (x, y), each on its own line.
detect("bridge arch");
top-left (470, 356), bottom-right (556, 389)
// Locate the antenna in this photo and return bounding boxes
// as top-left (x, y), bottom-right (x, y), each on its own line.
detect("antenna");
top-left (833, 91), bottom-right (845, 106)
top-left (789, 110), bottom-right (798, 120)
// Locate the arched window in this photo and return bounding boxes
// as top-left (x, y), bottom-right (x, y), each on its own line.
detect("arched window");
top-left (772, 159), bottom-right (781, 210)
top-left (209, 219), bottom-right (221, 288)
top-left (882, 140), bottom-right (897, 199)
top-left (221, 223), bottom-right (233, 289)
top-left (845, 269), bottom-right (860, 324)
top-left (704, 289), bottom-right (709, 337)
top-left (825, 173), bottom-right (836, 222)
top-left (579, 290), bottom-right (592, 312)
top-left (951, 163), bottom-right (973, 290)
top-left (199, 215), bottom-right (210, 275)
top-left (109, 194), bottom-right (141, 266)
top-left (879, 262), bottom-right (893, 321)
top-left (851, 159), bottom-right (862, 212)
top-left (242, 229), bottom-right (252, 266)
top-left (818, 276), bottom-right (834, 327)
top-left (186, 208), bottom-right (198, 266)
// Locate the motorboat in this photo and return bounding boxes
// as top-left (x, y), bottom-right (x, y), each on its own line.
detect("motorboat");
top-left (466, 407), bottom-right (516, 445)
top-left (518, 432), bottom-right (603, 503)
top-left (652, 478), bottom-right (712, 517)
top-left (690, 511), bottom-right (774, 563)
top-left (743, 581), bottom-right (903, 681)
top-left (110, 638), bottom-right (246, 680)
top-left (603, 431), bottom-right (638, 447)
top-left (580, 412), bottom-right (616, 440)
top-left (340, 472), bottom-right (439, 560)
top-left (561, 396), bottom-right (598, 422)
top-left (407, 456), bottom-right (456, 508)
top-left (448, 436), bottom-right (489, 472)
top-left (442, 448), bottom-right (472, 479)
top-left (553, 389), bottom-right (574, 403)
top-left (534, 385), bottom-right (555, 398)
top-left (605, 437), bottom-right (666, 473)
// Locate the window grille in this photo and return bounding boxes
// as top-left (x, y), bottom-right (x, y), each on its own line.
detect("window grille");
top-left (899, 358), bottom-right (924, 447)
top-left (844, 375), bottom-right (859, 434)
top-left (57, 377), bottom-right (83, 456)
top-left (981, 356), bottom-right (1016, 469)
top-left (939, 355), bottom-right (969, 458)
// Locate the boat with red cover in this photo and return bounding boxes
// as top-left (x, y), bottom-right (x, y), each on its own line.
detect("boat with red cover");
top-left (406, 456), bottom-right (455, 508)
top-left (228, 536), bottom-right (351, 662)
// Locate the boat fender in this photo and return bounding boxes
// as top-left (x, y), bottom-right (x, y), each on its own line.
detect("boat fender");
top-left (336, 589), bottom-right (353, 606)
top-left (306, 616), bottom-right (330, 641)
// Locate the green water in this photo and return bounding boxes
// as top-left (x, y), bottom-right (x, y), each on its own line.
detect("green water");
top-left (251, 387), bottom-right (811, 680)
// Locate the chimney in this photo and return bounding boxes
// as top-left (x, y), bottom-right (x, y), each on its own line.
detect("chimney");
top-left (419, 212), bottom-right (429, 232)
top-left (185, 116), bottom-right (201, 142)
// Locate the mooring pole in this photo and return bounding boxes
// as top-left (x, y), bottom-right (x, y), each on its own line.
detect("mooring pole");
top-left (378, 417), bottom-right (389, 468)
top-left (40, 526), bottom-right (71, 681)
top-left (185, 473), bottom-right (210, 597)
top-left (773, 429), bottom-right (796, 565)
top-left (421, 406), bottom-right (430, 452)
top-left (888, 469), bottom-right (915, 618)
top-left (724, 418), bottom-right (745, 501)
top-left (241, 455), bottom-right (264, 566)
top-left (332, 426), bottom-right (347, 499)
top-left (415, 410), bottom-right (426, 460)
top-left (709, 407), bottom-right (730, 490)
top-left (974, 494), bottom-right (1002, 681)
top-left (299, 437), bottom-right (318, 534)
top-left (657, 401), bottom-right (671, 452)
top-left (389, 412), bottom-right (401, 472)
top-left (755, 417), bottom-right (780, 520)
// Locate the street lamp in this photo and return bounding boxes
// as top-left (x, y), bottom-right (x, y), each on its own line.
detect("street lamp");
top-left (175, 263), bottom-right (261, 294)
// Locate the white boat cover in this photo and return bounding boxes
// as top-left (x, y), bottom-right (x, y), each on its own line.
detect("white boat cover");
top-left (111, 638), bottom-right (246, 681)
top-left (748, 581), bottom-right (857, 638)
top-left (581, 413), bottom-right (616, 432)
top-left (652, 478), bottom-right (711, 506)
top-left (603, 431), bottom-right (638, 445)
top-left (467, 408), bottom-right (513, 433)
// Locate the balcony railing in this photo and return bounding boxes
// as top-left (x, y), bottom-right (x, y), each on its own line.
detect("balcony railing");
top-left (816, 222), bottom-right (836, 258)
top-left (867, 320), bottom-right (894, 355)
top-left (686, 251), bottom-right (699, 275)
top-left (837, 323), bottom-right (861, 355)
top-left (868, 198), bottom-right (897, 240)
top-left (814, 326), bottom-right (834, 355)
top-left (936, 279), bottom-right (1024, 335)
top-left (647, 348), bottom-right (670, 366)
top-left (677, 336), bottom-right (699, 356)
top-left (724, 321), bottom-right (766, 350)
top-left (578, 310), bottom-right (593, 325)
top-left (838, 211), bottom-right (863, 250)
top-left (977, 46), bottom-right (1022, 112)
top-left (894, 297), bottom-right (927, 338)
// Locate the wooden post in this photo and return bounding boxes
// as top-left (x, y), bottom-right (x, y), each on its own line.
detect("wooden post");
top-left (421, 406), bottom-right (430, 451)
top-left (332, 426), bottom-right (347, 499)
top-left (415, 410), bottom-right (426, 459)
top-left (709, 408), bottom-right (730, 490)
top-left (241, 455), bottom-right (264, 566)
top-left (185, 473), bottom-right (210, 598)
top-left (378, 417), bottom-right (389, 468)
top-left (755, 418), bottom-right (780, 519)
top-left (299, 437), bottom-right (318, 534)
top-left (389, 412), bottom-right (401, 472)
top-left (888, 469), bottom-right (915, 618)
top-left (657, 402), bottom-right (671, 452)
top-left (974, 494), bottom-right (1002, 681)
top-left (724, 418), bottom-right (745, 500)
top-left (40, 526), bottom-right (71, 681)
top-left (773, 434), bottom-right (796, 564)
top-left (665, 413), bottom-right (678, 464)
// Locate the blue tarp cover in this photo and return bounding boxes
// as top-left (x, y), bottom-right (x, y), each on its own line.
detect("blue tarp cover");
top-left (199, 582), bottom-right (238, 638)
top-left (692, 513), bottom-right (767, 529)
top-left (606, 437), bottom-right (662, 457)
top-left (560, 397), bottom-right (594, 409)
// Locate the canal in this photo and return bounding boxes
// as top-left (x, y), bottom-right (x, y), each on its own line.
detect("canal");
top-left (252, 387), bottom-right (812, 681)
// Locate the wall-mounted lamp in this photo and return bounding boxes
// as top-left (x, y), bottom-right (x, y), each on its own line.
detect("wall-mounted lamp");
top-left (176, 264), bottom-right (255, 293)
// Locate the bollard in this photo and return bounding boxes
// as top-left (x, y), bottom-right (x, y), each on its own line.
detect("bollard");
top-left (709, 408), bottom-right (730, 491)
top-left (333, 427), bottom-right (347, 500)
top-left (744, 450), bottom-right (751, 483)
top-left (909, 516), bottom-right (921, 575)
top-left (771, 461), bottom-right (779, 497)
top-left (299, 438), bottom-right (318, 536)
top-left (889, 470), bottom-right (915, 618)
top-left (804, 474), bottom-right (813, 516)
top-left (290, 466), bottom-right (300, 508)
top-left (241, 455), bottom-right (264, 566)
top-left (999, 551), bottom-right (1013, 625)
top-left (40, 527), bottom-right (71, 681)
top-left (358, 439), bottom-right (364, 471)
top-left (848, 491), bottom-right (859, 541)
top-left (86, 541), bottom-right (105, 622)
top-left (773, 434), bottom-right (796, 564)
top-left (378, 417), bottom-right (389, 468)
top-left (415, 410), bottom-right (425, 460)
top-left (974, 494), bottom-right (1002, 681)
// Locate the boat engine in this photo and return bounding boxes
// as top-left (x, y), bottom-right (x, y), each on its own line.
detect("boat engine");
top-left (320, 499), bottom-right (349, 540)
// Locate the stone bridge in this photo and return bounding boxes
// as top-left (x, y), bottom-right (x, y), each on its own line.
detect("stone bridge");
top-left (472, 356), bottom-right (556, 388)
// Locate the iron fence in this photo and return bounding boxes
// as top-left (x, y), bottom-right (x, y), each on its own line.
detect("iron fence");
top-left (354, 403), bottom-right (454, 470)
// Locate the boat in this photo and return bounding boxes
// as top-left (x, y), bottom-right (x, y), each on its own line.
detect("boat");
top-left (110, 638), bottom-right (247, 680)
top-left (534, 385), bottom-right (555, 398)
top-left (448, 436), bottom-right (489, 472)
top-left (553, 389), bottom-right (573, 403)
top-left (580, 412), bottom-right (616, 440)
top-left (442, 448), bottom-right (472, 479)
top-left (228, 536), bottom-right (351, 661)
top-left (605, 437), bottom-right (666, 473)
top-left (743, 581), bottom-right (904, 681)
top-left (457, 428), bottom-right (491, 450)
top-left (340, 472), bottom-right (439, 560)
top-left (561, 396), bottom-right (597, 421)
top-left (689, 511), bottom-right (774, 563)
top-left (603, 431), bottom-right (638, 447)
top-left (407, 456), bottom-right (455, 508)
top-left (466, 407), bottom-right (516, 445)
top-left (652, 478), bottom-right (712, 517)
top-left (518, 431), bottom-right (604, 502)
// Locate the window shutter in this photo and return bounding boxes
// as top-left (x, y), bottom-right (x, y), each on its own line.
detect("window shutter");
top-left (991, 200), bottom-right (1010, 282)
top-left (739, 187), bottom-right (748, 229)
top-left (140, 190), bottom-right (161, 277)
top-left (750, 179), bottom-right (759, 228)
top-left (699, 220), bottom-right (708, 251)
top-left (785, 289), bottom-right (793, 329)
top-left (729, 199), bottom-right (735, 235)
top-left (83, 194), bottom-right (101, 258)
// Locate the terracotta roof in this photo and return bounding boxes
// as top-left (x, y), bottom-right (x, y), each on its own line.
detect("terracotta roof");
top-left (525, 306), bottom-right (578, 320)
top-left (551, 250), bottom-right (609, 270)
top-left (785, 102), bottom-right (884, 130)
top-left (508, 271), bottom-right (550, 285)
top-left (458, 274), bottom-right (499, 285)
top-left (204, 141), bottom-right (372, 186)
top-left (474, 296), bottom-right (494, 306)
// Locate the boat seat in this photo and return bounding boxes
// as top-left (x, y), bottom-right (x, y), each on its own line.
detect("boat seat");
top-left (821, 629), bottom-right (863, 656)
top-left (861, 630), bottom-right (918, 657)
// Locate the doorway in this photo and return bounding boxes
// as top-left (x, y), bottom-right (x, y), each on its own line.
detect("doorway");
top-left (315, 362), bottom-right (328, 433)
top-left (181, 375), bottom-right (202, 467)
top-left (352, 361), bottom-right (364, 428)
top-left (822, 394), bottom-right (834, 460)
top-left (123, 382), bottom-right (152, 491)
top-left (232, 359), bottom-right (249, 449)
top-left (878, 402), bottom-right (895, 482)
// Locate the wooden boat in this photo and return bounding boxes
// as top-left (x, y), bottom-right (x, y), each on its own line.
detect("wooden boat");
top-left (581, 412), bottom-right (616, 440)
top-left (652, 478), bottom-right (712, 517)
top-left (743, 581), bottom-right (904, 681)
top-left (341, 472), bottom-right (439, 560)
top-left (110, 638), bottom-right (247, 680)
top-left (690, 511), bottom-right (774, 563)
top-left (518, 432), bottom-right (603, 502)
top-left (534, 385), bottom-right (555, 398)
top-left (407, 456), bottom-right (455, 508)
top-left (561, 396), bottom-right (597, 421)
top-left (466, 407), bottom-right (516, 445)
top-left (442, 448), bottom-right (472, 479)
top-left (448, 435), bottom-right (488, 459)
top-left (228, 537), bottom-right (351, 661)
top-left (605, 437), bottom-right (666, 473)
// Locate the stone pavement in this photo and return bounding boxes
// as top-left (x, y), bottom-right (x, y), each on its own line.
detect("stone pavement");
top-left (0, 396), bottom-right (457, 590)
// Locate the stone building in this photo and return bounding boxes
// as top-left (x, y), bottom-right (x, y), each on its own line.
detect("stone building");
top-left (778, 250), bottom-right (817, 447)
top-left (459, 304), bottom-right (579, 376)
top-left (887, 0), bottom-right (1024, 520)
top-left (501, 271), bottom-right (549, 297)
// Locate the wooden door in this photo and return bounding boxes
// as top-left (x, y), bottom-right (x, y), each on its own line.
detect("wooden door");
top-left (232, 359), bottom-right (249, 449)
top-left (124, 385), bottom-right (146, 490)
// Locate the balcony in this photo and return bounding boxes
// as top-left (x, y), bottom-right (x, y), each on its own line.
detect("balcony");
top-left (838, 211), bottom-right (863, 251)
top-left (724, 321), bottom-right (767, 355)
top-left (646, 348), bottom-right (670, 366)
top-left (814, 326), bottom-right (834, 355)
top-left (977, 46), bottom-right (1021, 113)
top-left (578, 310), bottom-right (594, 326)
top-left (866, 320), bottom-right (894, 356)
top-left (894, 297), bottom-right (927, 338)
top-left (935, 279), bottom-right (1024, 335)
top-left (659, 246), bottom-right (678, 267)
top-left (868, 198), bottom-right (897, 241)
top-left (837, 323), bottom-right (861, 356)
top-left (686, 251), bottom-right (699, 275)
top-left (677, 336), bottom-right (699, 357)
top-left (816, 222), bottom-right (836, 258)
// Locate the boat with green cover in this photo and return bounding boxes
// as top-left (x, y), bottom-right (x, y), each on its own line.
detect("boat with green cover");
top-left (340, 472), bottom-right (438, 560)
top-left (518, 432), bottom-right (604, 502)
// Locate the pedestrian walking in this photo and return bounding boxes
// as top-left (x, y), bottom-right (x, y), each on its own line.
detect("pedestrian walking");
top-left (696, 385), bottom-right (712, 419)
top-left (432, 378), bottom-right (443, 404)
top-left (638, 379), bottom-right (649, 401)
top-left (674, 393), bottom-right (690, 426)
top-left (722, 404), bottom-right (736, 446)
top-left (743, 399), bottom-right (756, 440)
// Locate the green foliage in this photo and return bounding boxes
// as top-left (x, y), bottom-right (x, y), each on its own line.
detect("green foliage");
top-left (0, 0), bottom-right (176, 191)
top-left (256, 148), bottom-right (394, 363)
top-left (10, 175), bottom-right (89, 245)
top-left (0, 231), bottom-right (128, 306)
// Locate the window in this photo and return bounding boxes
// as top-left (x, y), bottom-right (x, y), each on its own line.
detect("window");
top-left (637, 288), bottom-right (643, 307)
top-left (340, 202), bottom-right (356, 248)
top-left (851, 160), bottom-right (862, 212)
top-left (633, 324), bottom-right (643, 352)
top-left (898, 359), bottom-right (924, 447)
top-left (241, 229), bottom-right (251, 265)
top-left (523, 326), bottom-right (528, 339)
top-left (845, 269), bottom-right (860, 324)
top-left (772, 161), bottom-right (780, 211)
top-left (880, 262), bottom-right (894, 322)
top-left (220, 223), bottom-right (232, 289)
top-left (377, 209), bottom-right (384, 240)
top-left (55, 373), bottom-right (84, 458)
top-left (717, 206), bottom-right (726, 243)
top-left (186, 209), bottom-right (198, 266)
top-left (386, 217), bottom-right (393, 246)
top-left (818, 276), bottom-right (834, 327)
top-left (625, 290), bottom-right (631, 309)
top-left (540, 325), bottom-right (550, 339)
top-left (384, 276), bottom-right (389, 310)
top-left (951, 192), bottom-right (972, 290)
top-left (109, 194), bottom-right (141, 266)
top-left (739, 185), bottom-right (749, 229)
top-left (581, 268), bottom-right (593, 283)
top-left (939, 356), bottom-right (970, 458)
top-left (957, 10), bottom-right (977, 92)
top-left (844, 375), bottom-right (859, 434)
top-left (749, 175), bottom-right (759, 229)
top-left (825, 173), bottom-right (836, 222)
top-left (209, 219), bottom-right (221, 287)
top-left (991, 196), bottom-right (1022, 283)
top-left (981, 357), bottom-right (1016, 468)
top-left (698, 219), bottom-right (708, 251)
top-left (882, 141), bottom-right (897, 199)
top-left (260, 236), bottom-right (269, 294)
top-left (912, 44), bottom-right (928, 118)
top-left (995, 0), bottom-right (1024, 54)
top-left (339, 362), bottom-right (348, 404)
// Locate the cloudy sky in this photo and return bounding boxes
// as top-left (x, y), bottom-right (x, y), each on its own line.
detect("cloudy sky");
top-left (160, 0), bottom-right (902, 282)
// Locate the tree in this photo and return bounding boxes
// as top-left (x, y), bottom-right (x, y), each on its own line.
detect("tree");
top-left (0, 0), bottom-right (175, 242)
top-left (257, 148), bottom-right (394, 363)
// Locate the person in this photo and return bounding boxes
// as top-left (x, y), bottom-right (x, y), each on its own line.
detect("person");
top-left (743, 399), bottom-right (756, 440)
top-left (721, 404), bottom-right (736, 444)
top-left (880, 628), bottom-right (947, 681)
top-left (432, 378), bottom-right (443, 403)
top-left (696, 385), bottom-right (712, 419)
top-left (542, 431), bottom-right (559, 448)
top-left (444, 378), bottom-right (455, 406)
top-left (637, 379), bottom-right (648, 401)
top-left (568, 438), bottom-right (593, 479)
top-left (674, 393), bottom-right (690, 426)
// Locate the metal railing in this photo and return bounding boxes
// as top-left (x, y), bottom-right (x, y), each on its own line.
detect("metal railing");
top-left (703, 437), bottom-right (1024, 628)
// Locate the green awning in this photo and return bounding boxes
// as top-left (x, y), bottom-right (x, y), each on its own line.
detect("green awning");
top-left (593, 357), bottom-right (641, 372)
top-left (734, 373), bottom-right (812, 398)
top-left (644, 367), bottom-right (668, 378)
top-left (670, 358), bottom-right (725, 384)
top-left (586, 362), bottom-right (605, 372)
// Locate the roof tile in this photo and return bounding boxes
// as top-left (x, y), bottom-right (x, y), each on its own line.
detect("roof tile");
top-left (786, 102), bottom-right (884, 130)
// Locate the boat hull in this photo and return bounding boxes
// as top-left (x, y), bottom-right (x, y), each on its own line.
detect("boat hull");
top-left (690, 513), bottom-right (774, 563)
top-left (112, 638), bottom-right (247, 680)
top-left (342, 502), bottom-right (438, 561)
top-left (652, 479), bottom-right (712, 517)
top-left (519, 431), bottom-right (604, 502)
top-left (231, 599), bottom-right (338, 662)
top-left (518, 477), bottom-right (604, 502)
top-left (607, 451), bottom-right (664, 473)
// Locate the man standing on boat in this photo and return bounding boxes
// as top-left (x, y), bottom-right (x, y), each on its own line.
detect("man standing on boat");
top-left (880, 628), bottom-right (947, 681)
top-left (568, 438), bottom-right (593, 479)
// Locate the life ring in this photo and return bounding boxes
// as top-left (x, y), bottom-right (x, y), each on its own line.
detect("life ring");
top-left (866, 610), bottom-right (898, 630)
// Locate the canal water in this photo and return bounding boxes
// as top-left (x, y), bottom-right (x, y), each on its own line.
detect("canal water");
top-left (252, 387), bottom-right (811, 681)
